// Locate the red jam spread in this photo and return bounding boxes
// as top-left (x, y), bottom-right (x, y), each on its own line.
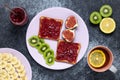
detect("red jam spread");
top-left (10, 8), bottom-right (25, 23)
top-left (39, 16), bottom-right (63, 40)
top-left (56, 40), bottom-right (80, 64)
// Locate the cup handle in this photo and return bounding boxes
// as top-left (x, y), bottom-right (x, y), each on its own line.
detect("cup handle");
top-left (109, 65), bottom-right (117, 73)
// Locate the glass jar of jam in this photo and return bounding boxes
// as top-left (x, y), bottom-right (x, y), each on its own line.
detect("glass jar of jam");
top-left (9, 7), bottom-right (28, 26)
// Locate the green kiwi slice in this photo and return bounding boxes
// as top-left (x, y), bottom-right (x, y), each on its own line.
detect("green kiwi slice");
top-left (38, 43), bottom-right (49, 54)
top-left (35, 43), bottom-right (41, 49)
top-left (43, 49), bottom-right (54, 59)
top-left (28, 36), bottom-right (39, 47)
top-left (35, 38), bottom-right (44, 49)
top-left (39, 38), bottom-right (45, 43)
top-left (90, 11), bottom-right (102, 24)
top-left (46, 55), bottom-right (55, 66)
top-left (100, 5), bottom-right (112, 17)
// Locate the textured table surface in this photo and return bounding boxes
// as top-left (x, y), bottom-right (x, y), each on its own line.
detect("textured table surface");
top-left (0, 0), bottom-right (120, 80)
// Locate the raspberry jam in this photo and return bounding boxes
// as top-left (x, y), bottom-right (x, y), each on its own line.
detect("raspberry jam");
top-left (39, 16), bottom-right (63, 40)
top-left (56, 40), bottom-right (80, 64)
top-left (9, 7), bottom-right (28, 26)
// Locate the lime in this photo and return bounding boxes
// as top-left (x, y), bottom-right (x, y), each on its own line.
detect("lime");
top-left (89, 50), bottom-right (106, 68)
top-left (100, 18), bottom-right (116, 34)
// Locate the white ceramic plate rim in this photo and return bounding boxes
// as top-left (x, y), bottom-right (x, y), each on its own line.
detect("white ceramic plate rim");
top-left (0, 48), bottom-right (32, 80)
top-left (26, 7), bottom-right (89, 70)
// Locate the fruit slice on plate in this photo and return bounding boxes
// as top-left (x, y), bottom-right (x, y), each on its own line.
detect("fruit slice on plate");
top-left (100, 5), bottom-right (112, 17)
top-left (38, 38), bottom-right (45, 43)
top-left (35, 38), bottom-right (45, 49)
top-left (65, 15), bottom-right (78, 29)
top-left (35, 43), bottom-right (42, 49)
top-left (38, 43), bottom-right (50, 54)
top-left (43, 49), bottom-right (54, 59)
top-left (28, 35), bottom-right (45, 48)
top-left (100, 18), bottom-right (116, 34)
top-left (46, 55), bottom-right (55, 66)
top-left (28, 36), bottom-right (39, 47)
top-left (90, 11), bottom-right (102, 24)
top-left (89, 50), bottom-right (106, 68)
top-left (62, 29), bottom-right (75, 42)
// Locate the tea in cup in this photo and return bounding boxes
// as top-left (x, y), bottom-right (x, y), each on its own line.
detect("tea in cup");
top-left (87, 45), bottom-right (117, 73)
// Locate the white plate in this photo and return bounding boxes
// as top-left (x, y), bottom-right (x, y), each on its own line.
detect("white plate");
top-left (0, 48), bottom-right (32, 80)
top-left (26, 7), bottom-right (89, 70)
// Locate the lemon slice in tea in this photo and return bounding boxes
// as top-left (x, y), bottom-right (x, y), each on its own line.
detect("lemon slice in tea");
top-left (100, 18), bottom-right (116, 34)
top-left (89, 50), bottom-right (106, 68)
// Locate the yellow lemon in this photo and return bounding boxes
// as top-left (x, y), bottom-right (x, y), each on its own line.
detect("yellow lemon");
top-left (89, 50), bottom-right (106, 68)
top-left (100, 18), bottom-right (116, 34)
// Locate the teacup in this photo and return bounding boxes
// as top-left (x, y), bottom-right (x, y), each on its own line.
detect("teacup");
top-left (87, 45), bottom-right (117, 73)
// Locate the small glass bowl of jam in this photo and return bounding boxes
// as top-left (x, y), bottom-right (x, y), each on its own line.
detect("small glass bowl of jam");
top-left (9, 7), bottom-right (28, 26)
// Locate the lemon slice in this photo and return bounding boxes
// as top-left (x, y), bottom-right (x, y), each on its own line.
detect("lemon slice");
top-left (89, 50), bottom-right (106, 68)
top-left (100, 18), bottom-right (116, 34)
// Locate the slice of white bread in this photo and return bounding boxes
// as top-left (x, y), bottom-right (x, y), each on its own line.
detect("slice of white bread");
top-left (56, 40), bottom-right (81, 64)
top-left (38, 16), bottom-right (63, 40)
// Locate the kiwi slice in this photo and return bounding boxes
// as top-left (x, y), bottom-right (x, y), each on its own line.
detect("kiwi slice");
top-left (38, 43), bottom-right (49, 54)
top-left (43, 49), bottom-right (54, 59)
top-left (100, 5), bottom-right (112, 17)
top-left (28, 36), bottom-right (39, 47)
top-left (90, 11), bottom-right (102, 24)
top-left (35, 38), bottom-right (44, 49)
top-left (35, 43), bottom-right (41, 49)
top-left (46, 55), bottom-right (55, 66)
top-left (39, 38), bottom-right (45, 43)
